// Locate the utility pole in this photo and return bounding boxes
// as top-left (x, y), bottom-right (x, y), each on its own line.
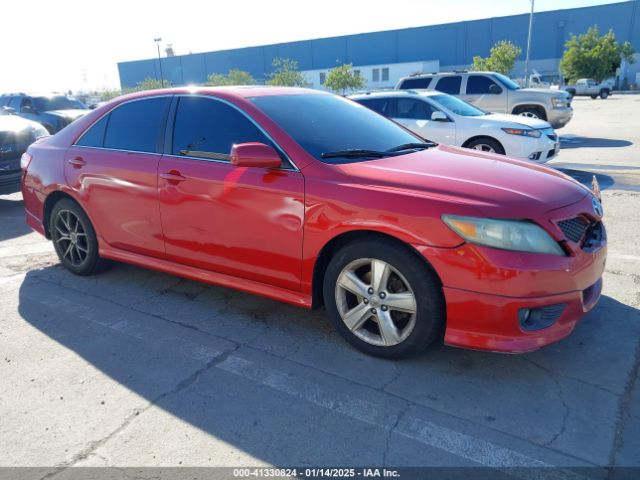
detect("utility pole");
top-left (524, 0), bottom-right (535, 87)
top-left (154, 37), bottom-right (164, 87)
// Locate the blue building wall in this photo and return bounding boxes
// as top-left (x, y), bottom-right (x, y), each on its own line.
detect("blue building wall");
top-left (118, 1), bottom-right (640, 88)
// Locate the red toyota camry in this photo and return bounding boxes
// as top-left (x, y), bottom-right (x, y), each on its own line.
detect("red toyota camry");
top-left (21, 87), bottom-right (606, 358)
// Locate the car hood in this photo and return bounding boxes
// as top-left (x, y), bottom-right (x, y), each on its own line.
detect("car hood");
top-left (480, 113), bottom-right (551, 129)
top-left (335, 144), bottom-right (589, 215)
top-left (45, 109), bottom-right (88, 120)
top-left (520, 88), bottom-right (570, 99)
top-left (0, 115), bottom-right (41, 133)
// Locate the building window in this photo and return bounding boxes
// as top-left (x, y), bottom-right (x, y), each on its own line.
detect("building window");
top-left (319, 72), bottom-right (326, 85)
top-left (382, 68), bottom-right (389, 82)
top-left (354, 69), bottom-right (360, 77)
top-left (372, 68), bottom-right (380, 82)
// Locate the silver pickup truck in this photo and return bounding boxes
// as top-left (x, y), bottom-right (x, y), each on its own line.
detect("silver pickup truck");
top-left (564, 79), bottom-right (611, 99)
top-left (396, 71), bottom-right (573, 129)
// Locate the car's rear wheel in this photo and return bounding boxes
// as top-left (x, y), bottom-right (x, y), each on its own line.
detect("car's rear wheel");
top-left (323, 238), bottom-right (444, 358)
top-left (50, 199), bottom-right (104, 275)
top-left (464, 137), bottom-right (505, 155)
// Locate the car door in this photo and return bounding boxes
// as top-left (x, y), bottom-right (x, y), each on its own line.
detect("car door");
top-left (158, 95), bottom-right (304, 291)
top-left (461, 75), bottom-right (508, 112)
top-left (65, 96), bottom-right (171, 259)
top-left (390, 97), bottom-right (455, 145)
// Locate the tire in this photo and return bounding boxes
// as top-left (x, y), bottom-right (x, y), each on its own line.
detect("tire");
top-left (600, 90), bottom-right (609, 99)
top-left (514, 107), bottom-right (547, 121)
top-left (50, 198), bottom-right (105, 275)
top-left (590, 94), bottom-right (598, 99)
top-left (464, 137), bottom-right (506, 155)
top-left (323, 238), bottom-right (445, 359)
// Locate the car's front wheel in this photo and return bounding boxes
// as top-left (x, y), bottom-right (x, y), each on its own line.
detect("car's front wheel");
top-left (50, 198), bottom-right (104, 275)
top-left (464, 137), bottom-right (505, 155)
top-left (600, 90), bottom-right (609, 99)
top-left (323, 238), bottom-right (444, 358)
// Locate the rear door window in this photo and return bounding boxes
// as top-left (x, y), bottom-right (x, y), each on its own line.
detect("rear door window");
top-left (435, 76), bottom-right (462, 95)
top-left (393, 98), bottom-right (435, 120)
top-left (103, 97), bottom-right (170, 153)
top-left (76, 116), bottom-right (109, 148)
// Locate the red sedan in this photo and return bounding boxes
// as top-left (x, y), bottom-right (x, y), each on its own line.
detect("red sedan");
top-left (21, 87), bottom-right (606, 358)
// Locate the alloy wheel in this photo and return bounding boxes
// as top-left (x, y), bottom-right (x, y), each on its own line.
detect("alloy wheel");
top-left (472, 144), bottom-right (496, 152)
top-left (334, 258), bottom-right (417, 347)
top-left (54, 210), bottom-right (89, 267)
top-left (519, 111), bottom-right (540, 119)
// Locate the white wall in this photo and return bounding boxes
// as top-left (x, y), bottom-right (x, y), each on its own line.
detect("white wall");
top-left (303, 60), bottom-right (439, 91)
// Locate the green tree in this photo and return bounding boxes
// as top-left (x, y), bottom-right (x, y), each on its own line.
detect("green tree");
top-left (324, 63), bottom-right (366, 94)
top-left (100, 88), bottom-right (122, 101)
top-left (266, 58), bottom-right (307, 87)
top-left (207, 69), bottom-right (256, 86)
top-left (560, 26), bottom-right (636, 83)
top-left (471, 40), bottom-right (522, 75)
top-left (132, 78), bottom-right (172, 91)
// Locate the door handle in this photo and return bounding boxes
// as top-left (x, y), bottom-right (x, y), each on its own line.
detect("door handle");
top-left (68, 157), bottom-right (86, 168)
top-left (160, 171), bottom-right (187, 182)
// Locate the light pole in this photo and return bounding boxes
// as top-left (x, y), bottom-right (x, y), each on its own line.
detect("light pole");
top-left (524, 0), bottom-right (535, 87)
top-left (154, 37), bottom-right (164, 87)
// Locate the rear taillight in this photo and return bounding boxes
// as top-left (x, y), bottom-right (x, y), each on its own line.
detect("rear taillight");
top-left (21, 152), bottom-right (33, 170)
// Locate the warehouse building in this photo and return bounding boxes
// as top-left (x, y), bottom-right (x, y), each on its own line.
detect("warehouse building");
top-left (117, 1), bottom-right (640, 90)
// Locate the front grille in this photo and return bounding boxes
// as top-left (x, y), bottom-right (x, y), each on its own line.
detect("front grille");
top-left (558, 217), bottom-right (590, 243)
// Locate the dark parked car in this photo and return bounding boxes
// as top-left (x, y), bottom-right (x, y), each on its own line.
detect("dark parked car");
top-left (0, 112), bottom-right (48, 195)
top-left (0, 93), bottom-right (88, 134)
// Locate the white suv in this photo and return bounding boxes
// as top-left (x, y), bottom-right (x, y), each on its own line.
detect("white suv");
top-left (395, 71), bottom-right (573, 129)
top-left (350, 90), bottom-right (560, 163)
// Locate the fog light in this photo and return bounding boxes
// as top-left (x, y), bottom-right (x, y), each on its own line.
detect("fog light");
top-left (518, 304), bottom-right (566, 331)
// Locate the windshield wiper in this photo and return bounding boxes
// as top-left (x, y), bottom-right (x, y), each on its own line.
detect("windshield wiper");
top-left (320, 149), bottom-right (396, 159)
top-left (386, 142), bottom-right (437, 152)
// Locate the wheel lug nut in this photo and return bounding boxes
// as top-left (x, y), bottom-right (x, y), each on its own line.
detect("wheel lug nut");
top-left (371, 308), bottom-right (377, 314)
top-left (381, 305), bottom-right (388, 312)
top-left (379, 292), bottom-right (386, 299)
top-left (363, 298), bottom-right (369, 304)
top-left (368, 287), bottom-right (374, 294)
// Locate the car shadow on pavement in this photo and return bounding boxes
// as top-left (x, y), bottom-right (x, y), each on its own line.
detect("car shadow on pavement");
top-left (15, 263), bottom-right (640, 467)
top-left (554, 168), bottom-right (615, 191)
top-left (0, 195), bottom-right (31, 242)
top-left (559, 136), bottom-right (633, 149)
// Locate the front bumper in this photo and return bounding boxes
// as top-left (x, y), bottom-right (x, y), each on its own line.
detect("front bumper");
top-left (503, 134), bottom-right (558, 163)
top-left (548, 107), bottom-right (573, 129)
top-left (413, 200), bottom-right (607, 353)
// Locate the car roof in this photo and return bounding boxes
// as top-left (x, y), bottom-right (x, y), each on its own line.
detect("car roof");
top-left (350, 90), bottom-right (442, 100)
top-left (114, 86), bottom-right (327, 103)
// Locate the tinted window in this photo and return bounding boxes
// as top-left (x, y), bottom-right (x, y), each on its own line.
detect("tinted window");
top-left (357, 98), bottom-right (390, 115)
top-left (398, 77), bottom-right (432, 89)
top-left (33, 96), bottom-right (87, 112)
top-left (493, 73), bottom-right (520, 90)
top-left (435, 76), bottom-right (462, 94)
top-left (394, 98), bottom-right (435, 120)
top-left (76, 115), bottom-right (109, 147)
top-left (0, 97), bottom-right (8, 107)
top-left (466, 75), bottom-right (501, 94)
top-left (172, 96), bottom-right (271, 162)
top-left (251, 94), bottom-right (419, 164)
top-left (104, 97), bottom-right (169, 153)
top-left (8, 97), bottom-right (21, 109)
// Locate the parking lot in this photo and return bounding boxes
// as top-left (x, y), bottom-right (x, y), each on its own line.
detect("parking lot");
top-left (1, 95), bottom-right (639, 477)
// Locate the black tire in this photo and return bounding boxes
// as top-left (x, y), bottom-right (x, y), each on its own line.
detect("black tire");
top-left (600, 90), bottom-right (609, 99)
top-left (514, 106), bottom-right (547, 121)
top-left (323, 238), bottom-right (445, 359)
top-left (590, 94), bottom-right (598, 99)
top-left (464, 137), bottom-right (506, 155)
top-left (50, 198), bottom-right (105, 275)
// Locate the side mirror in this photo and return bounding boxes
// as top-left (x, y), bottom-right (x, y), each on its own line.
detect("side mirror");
top-left (21, 105), bottom-right (34, 113)
top-left (231, 142), bottom-right (282, 169)
top-left (489, 84), bottom-right (502, 94)
top-left (430, 111), bottom-right (449, 122)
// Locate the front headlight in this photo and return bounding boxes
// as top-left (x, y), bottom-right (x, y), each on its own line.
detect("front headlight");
top-left (501, 128), bottom-right (541, 138)
top-left (442, 215), bottom-right (566, 256)
top-left (551, 97), bottom-right (566, 108)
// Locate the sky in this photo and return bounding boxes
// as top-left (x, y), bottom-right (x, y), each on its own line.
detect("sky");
top-left (0, 0), bottom-right (626, 93)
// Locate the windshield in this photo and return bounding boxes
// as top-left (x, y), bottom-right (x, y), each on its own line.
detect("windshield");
top-left (493, 73), bottom-right (520, 90)
top-left (429, 94), bottom-right (486, 117)
top-left (33, 96), bottom-right (87, 112)
top-left (250, 94), bottom-right (421, 163)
